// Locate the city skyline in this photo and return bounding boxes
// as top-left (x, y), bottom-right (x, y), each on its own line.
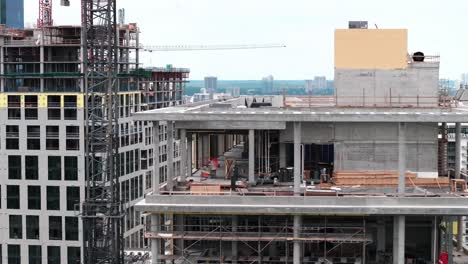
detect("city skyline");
top-left (23, 0), bottom-right (468, 80)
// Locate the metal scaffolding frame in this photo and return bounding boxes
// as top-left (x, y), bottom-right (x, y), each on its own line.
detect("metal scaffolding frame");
top-left (146, 215), bottom-right (371, 264)
top-left (81, 0), bottom-right (123, 263)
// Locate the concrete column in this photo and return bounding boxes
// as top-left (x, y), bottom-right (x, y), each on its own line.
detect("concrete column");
top-left (294, 122), bottom-right (302, 195)
top-left (152, 122), bottom-right (160, 194)
top-left (455, 122), bottom-right (461, 179)
top-left (187, 134), bottom-right (192, 178)
top-left (197, 134), bottom-right (202, 169)
top-left (179, 129), bottom-right (187, 182)
top-left (202, 134), bottom-right (209, 167)
top-left (393, 216), bottom-right (405, 264)
top-left (218, 134), bottom-right (225, 156)
top-left (458, 216), bottom-right (465, 251)
top-left (398, 122), bottom-right (406, 195)
top-left (232, 216), bottom-right (238, 264)
top-left (279, 143), bottom-right (286, 168)
top-left (293, 215), bottom-right (302, 264)
top-left (376, 218), bottom-right (386, 262)
top-left (249, 129), bottom-right (255, 183)
top-left (431, 216), bottom-right (438, 264)
top-left (167, 122), bottom-right (174, 191)
top-left (151, 214), bottom-right (160, 264)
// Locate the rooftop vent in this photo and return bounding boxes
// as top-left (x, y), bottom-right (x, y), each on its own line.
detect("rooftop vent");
top-left (348, 21), bottom-right (368, 29)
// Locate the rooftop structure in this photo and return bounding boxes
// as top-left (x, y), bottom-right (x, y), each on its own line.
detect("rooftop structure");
top-left (133, 25), bottom-right (468, 264)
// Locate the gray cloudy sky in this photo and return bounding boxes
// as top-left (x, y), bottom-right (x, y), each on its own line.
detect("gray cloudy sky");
top-left (24, 0), bottom-right (468, 80)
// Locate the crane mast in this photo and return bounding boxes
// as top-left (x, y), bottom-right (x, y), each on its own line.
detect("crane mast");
top-left (38, 0), bottom-right (53, 27)
top-left (81, 0), bottom-right (123, 263)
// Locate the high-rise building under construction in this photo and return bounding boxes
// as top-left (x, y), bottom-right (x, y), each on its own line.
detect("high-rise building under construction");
top-left (0, 23), bottom-right (188, 263)
top-left (134, 24), bottom-right (468, 263)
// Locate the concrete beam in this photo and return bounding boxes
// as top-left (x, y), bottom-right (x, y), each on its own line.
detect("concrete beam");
top-left (175, 121), bottom-right (286, 130)
top-left (136, 195), bottom-right (468, 216)
top-left (133, 108), bottom-right (468, 123)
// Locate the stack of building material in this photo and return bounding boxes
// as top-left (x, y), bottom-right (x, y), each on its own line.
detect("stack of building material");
top-left (190, 185), bottom-right (222, 195)
top-left (333, 170), bottom-right (449, 188)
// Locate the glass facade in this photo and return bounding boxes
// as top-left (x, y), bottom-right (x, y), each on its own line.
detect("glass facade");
top-left (0, 0), bottom-right (24, 29)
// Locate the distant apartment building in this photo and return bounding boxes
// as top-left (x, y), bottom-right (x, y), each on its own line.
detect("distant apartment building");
top-left (0, 0), bottom-right (24, 28)
top-left (262, 75), bottom-right (274, 94)
top-left (446, 123), bottom-right (468, 172)
top-left (0, 23), bottom-right (189, 263)
top-left (193, 88), bottom-right (211, 102)
top-left (226, 86), bottom-right (240, 97)
top-left (204, 76), bottom-right (217, 94)
top-left (305, 76), bottom-right (327, 93)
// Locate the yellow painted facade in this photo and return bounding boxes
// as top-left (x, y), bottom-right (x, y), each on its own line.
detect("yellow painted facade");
top-left (334, 29), bottom-right (408, 69)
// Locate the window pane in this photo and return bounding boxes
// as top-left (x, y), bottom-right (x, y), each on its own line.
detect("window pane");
top-left (26, 156), bottom-right (39, 180)
top-left (65, 217), bottom-right (78, 241)
top-left (47, 186), bottom-right (60, 210)
top-left (64, 157), bottom-right (78, 181)
top-left (67, 247), bottom-right (80, 264)
top-left (8, 245), bottom-right (20, 264)
top-left (66, 187), bottom-right (79, 211)
top-left (9, 215), bottom-right (22, 239)
top-left (8, 155), bottom-right (21, 179)
top-left (7, 185), bottom-right (20, 209)
top-left (48, 156), bottom-right (61, 180)
top-left (49, 216), bottom-right (62, 240)
top-left (47, 246), bottom-right (61, 264)
top-left (28, 185), bottom-right (41, 210)
top-left (26, 215), bottom-right (40, 240)
top-left (29, 245), bottom-right (42, 264)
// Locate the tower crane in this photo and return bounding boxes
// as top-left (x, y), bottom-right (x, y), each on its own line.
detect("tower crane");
top-left (141, 43), bottom-right (286, 52)
top-left (38, 0), bottom-right (53, 27)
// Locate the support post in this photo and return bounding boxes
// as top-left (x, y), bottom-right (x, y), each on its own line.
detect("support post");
top-left (153, 122), bottom-right (160, 194)
top-left (197, 134), bottom-right (203, 169)
top-left (432, 216), bottom-right (438, 264)
top-left (376, 218), bottom-right (386, 263)
top-left (293, 215), bottom-right (302, 264)
top-left (232, 216), bottom-right (238, 264)
top-left (279, 143), bottom-right (286, 168)
top-left (398, 122), bottom-right (406, 195)
top-left (294, 122), bottom-right (302, 195)
top-left (249, 129), bottom-right (255, 183)
top-left (455, 122), bottom-right (461, 179)
top-left (167, 122), bottom-right (174, 191)
top-left (151, 214), bottom-right (160, 264)
top-left (218, 134), bottom-right (225, 156)
top-left (393, 216), bottom-right (405, 264)
top-left (187, 134), bottom-right (192, 178)
top-left (180, 129), bottom-right (187, 182)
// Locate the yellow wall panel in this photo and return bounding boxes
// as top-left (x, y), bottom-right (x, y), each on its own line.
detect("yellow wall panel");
top-left (0, 94), bottom-right (6, 107)
top-left (38, 94), bottom-right (48, 108)
top-left (335, 29), bottom-right (408, 69)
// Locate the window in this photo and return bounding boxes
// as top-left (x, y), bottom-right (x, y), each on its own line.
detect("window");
top-left (66, 126), bottom-right (80, 150)
top-left (25, 95), bottom-right (38, 120)
top-left (67, 247), bottom-right (80, 264)
top-left (46, 126), bottom-right (60, 150)
top-left (47, 186), bottom-right (60, 210)
top-left (65, 217), bottom-right (78, 241)
top-left (27, 126), bottom-right (41, 150)
top-left (66, 187), bottom-right (79, 211)
top-left (9, 215), bottom-right (22, 239)
top-left (49, 216), bottom-right (62, 240)
top-left (29, 245), bottom-right (42, 264)
top-left (48, 156), bottom-right (61, 180)
top-left (7, 185), bottom-right (20, 209)
top-left (48, 96), bottom-right (61, 120)
top-left (8, 245), bottom-right (20, 264)
top-left (26, 156), bottom-right (39, 180)
top-left (64, 156), bottom-right (78, 181)
top-left (26, 215), bottom-right (40, 239)
top-left (64, 95), bottom-right (77, 120)
top-left (8, 95), bottom-right (21, 120)
top-left (6, 125), bottom-right (19, 149)
top-left (28, 186), bottom-right (41, 210)
top-left (47, 246), bottom-right (61, 264)
top-left (8, 155), bottom-right (21, 179)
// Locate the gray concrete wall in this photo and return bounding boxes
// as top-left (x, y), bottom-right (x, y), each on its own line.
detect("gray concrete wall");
top-left (335, 64), bottom-right (439, 107)
top-left (279, 122), bottom-right (438, 172)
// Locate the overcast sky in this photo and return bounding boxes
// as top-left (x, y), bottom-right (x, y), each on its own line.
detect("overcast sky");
top-left (24, 0), bottom-right (468, 80)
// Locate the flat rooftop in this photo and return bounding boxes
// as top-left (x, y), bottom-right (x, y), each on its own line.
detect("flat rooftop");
top-left (133, 96), bottom-right (468, 123)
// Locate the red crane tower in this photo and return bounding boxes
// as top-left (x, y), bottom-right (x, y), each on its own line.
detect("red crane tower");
top-left (38, 0), bottom-right (53, 27)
